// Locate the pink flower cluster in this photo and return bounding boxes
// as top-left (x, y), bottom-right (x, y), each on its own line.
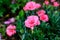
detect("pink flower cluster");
top-left (6, 24), bottom-right (16, 36)
top-left (23, 1), bottom-right (41, 11)
top-left (37, 10), bottom-right (49, 22)
top-left (25, 15), bottom-right (40, 30)
top-left (5, 0), bottom-right (60, 37)
top-left (25, 9), bottom-right (49, 29)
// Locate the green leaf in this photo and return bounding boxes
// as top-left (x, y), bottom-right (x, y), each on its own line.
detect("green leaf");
top-left (16, 20), bottom-right (24, 34)
top-left (0, 25), bottom-right (5, 36)
top-left (19, 10), bottom-right (24, 17)
top-left (19, 10), bottom-right (25, 20)
top-left (0, 8), bottom-right (5, 17)
top-left (10, 4), bottom-right (20, 13)
top-left (0, 12), bottom-right (3, 17)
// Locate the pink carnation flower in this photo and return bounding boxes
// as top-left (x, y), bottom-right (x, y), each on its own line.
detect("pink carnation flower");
top-left (40, 14), bottom-right (49, 22)
top-left (44, 1), bottom-right (49, 5)
top-left (25, 15), bottom-right (40, 30)
top-left (23, 1), bottom-right (41, 11)
top-left (6, 24), bottom-right (16, 36)
top-left (23, 1), bottom-right (36, 10)
top-left (37, 10), bottom-right (46, 16)
top-left (51, 0), bottom-right (55, 2)
top-left (53, 2), bottom-right (59, 7)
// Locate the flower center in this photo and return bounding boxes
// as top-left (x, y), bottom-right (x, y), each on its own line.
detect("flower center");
top-left (30, 20), bottom-right (34, 24)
